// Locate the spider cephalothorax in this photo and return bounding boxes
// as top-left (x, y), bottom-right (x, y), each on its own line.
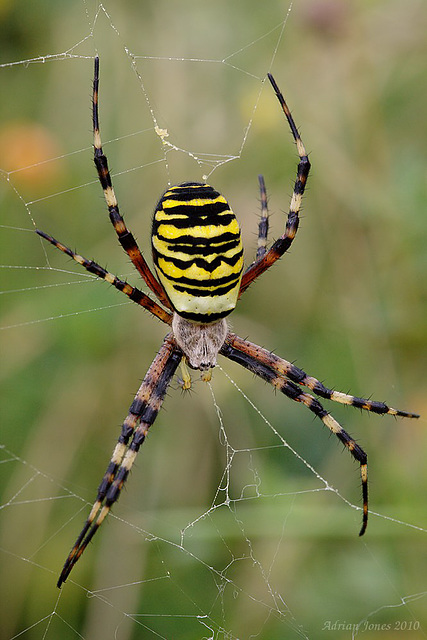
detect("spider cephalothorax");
top-left (36, 57), bottom-right (418, 588)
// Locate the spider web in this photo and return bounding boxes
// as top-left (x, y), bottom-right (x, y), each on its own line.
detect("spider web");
top-left (1, 1), bottom-right (427, 639)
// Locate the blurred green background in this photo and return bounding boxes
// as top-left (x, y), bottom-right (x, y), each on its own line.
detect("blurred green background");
top-left (1, 1), bottom-right (426, 639)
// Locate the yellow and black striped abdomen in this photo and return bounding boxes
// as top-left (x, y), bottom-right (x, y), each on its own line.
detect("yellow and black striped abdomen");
top-left (152, 182), bottom-right (243, 323)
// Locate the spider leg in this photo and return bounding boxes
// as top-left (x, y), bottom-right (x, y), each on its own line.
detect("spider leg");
top-left (220, 335), bottom-right (369, 534)
top-left (92, 56), bottom-right (171, 309)
top-left (240, 74), bottom-right (310, 296)
top-left (255, 174), bottom-right (269, 261)
top-left (57, 334), bottom-right (182, 587)
top-left (36, 229), bottom-right (172, 325)
top-left (224, 334), bottom-right (420, 419)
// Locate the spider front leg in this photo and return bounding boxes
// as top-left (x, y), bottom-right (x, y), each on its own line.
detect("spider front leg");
top-left (226, 334), bottom-right (420, 418)
top-left (221, 333), bottom-right (419, 535)
top-left (57, 335), bottom-right (182, 587)
top-left (221, 336), bottom-right (368, 533)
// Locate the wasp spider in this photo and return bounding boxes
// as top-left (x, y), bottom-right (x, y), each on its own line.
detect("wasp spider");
top-left (36, 57), bottom-right (419, 587)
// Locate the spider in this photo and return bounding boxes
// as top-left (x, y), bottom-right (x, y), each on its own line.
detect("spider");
top-left (36, 57), bottom-right (419, 588)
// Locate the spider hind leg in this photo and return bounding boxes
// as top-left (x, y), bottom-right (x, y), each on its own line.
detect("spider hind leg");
top-left (239, 74), bottom-right (311, 296)
top-left (92, 56), bottom-right (171, 308)
top-left (255, 174), bottom-right (269, 261)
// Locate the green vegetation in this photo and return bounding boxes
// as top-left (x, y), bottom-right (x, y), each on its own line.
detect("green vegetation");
top-left (1, 1), bottom-right (426, 638)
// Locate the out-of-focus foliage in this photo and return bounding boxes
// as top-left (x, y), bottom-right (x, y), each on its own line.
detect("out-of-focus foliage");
top-left (1, 1), bottom-right (426, 638)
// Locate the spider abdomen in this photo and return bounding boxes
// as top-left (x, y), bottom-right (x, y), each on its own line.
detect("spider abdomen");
top-left (152, 182), bottom-right (244, 323)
